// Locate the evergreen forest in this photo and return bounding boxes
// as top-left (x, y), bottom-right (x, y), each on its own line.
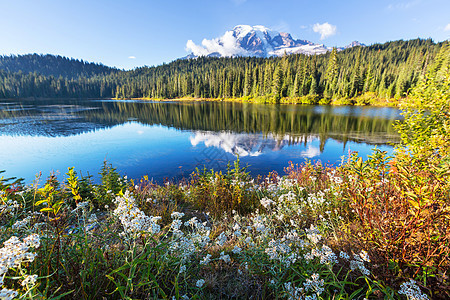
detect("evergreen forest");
top-left (0, 39), bottom-right (447, 105)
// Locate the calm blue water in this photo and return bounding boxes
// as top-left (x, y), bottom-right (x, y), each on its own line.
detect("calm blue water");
top-left (0, 99), bottom-right (400, 183)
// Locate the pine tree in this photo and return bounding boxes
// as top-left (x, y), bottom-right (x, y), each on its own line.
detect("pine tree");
top-left (324, 47), bottom-right (339, 98)
top-left (243, 67), bottom-right (251, 96)
top-left (291, 73), bottom-right (299, 98)
top-left (272, 65), bottom-right (283, 102)
top-left (309, 76), bottom-right (317, 95)
top-left (263, 62), bottom-right (272, 96)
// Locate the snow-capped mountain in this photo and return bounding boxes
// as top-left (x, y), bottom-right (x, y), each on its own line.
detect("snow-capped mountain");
top-left (184, 25), bottom-right (365, 58)
top-left (339, 40), bottom-right (366, 50)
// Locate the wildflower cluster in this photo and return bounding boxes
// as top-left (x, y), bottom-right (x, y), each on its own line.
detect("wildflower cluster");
top-left (349, 250), bottom-right (371, 276)
top-left (398, 279), bottom-right (429, 300)
top-left (113, 190), bottom-right (161, 237)
top-left (0, 198), bottom-right (19, 217)
top-left (168, 213), bottom-right (211, 259)
top-left (0, 234), bottom-right (40, 298)
top-left (0, 155), bottom-right (443, 299)
top-left (12, 216), bottom-right (32, 230)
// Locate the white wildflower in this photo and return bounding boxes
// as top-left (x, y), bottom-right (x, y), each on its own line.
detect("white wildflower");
top-left (244, 237), bottom-right (255, 247)
top-left (311, 245), bottom-right (338, 264)
top-left (339, 251), bottom-right (350, 261)
top-left (305, 225), bottom-right (322, 244)
top-left (359, 250), bottom-right (370, 262)
top-left (21, 274), bottom-right (38, 286)
top-left (113, 191), bottom-right (160, 236)
top-left (171, 212), bottom-right (185, 219)
top-left (0, 234), bottom-right (40, 294)
top-left (71, 201), bottom-right (89, 214)
top-left (303, 273), bottom-right (324, 295)
top-left (179, 265), bottom-right (186, 274)
top-left (284, 282), bottom-right (304, 300)
top-left (171, 219), bottom-right (183, 233)
top-left (200, 254), bottom-right (212, 265)
top-left (12, 216), bottom-right (32, 230)
top-left (260, 197), bottom-right (274, 209)
top-left (88, 213), bottom-right (97, 223)
top-left (196, 279), bottom-right (205, 288)
top-left (219, 251), bottom-right (231, 263)
top-left (0, 199), bottom-right (20, 216)
top-left (398, 279), bottom-right (429, 300)
top-left (24, 234), bottom-right (40, 248)
top-left (232, 246), bottom-right (242, 254)
top-left (350, 253), bottom-right (370, 276)
top-left (0, 288), bottom-right (18, 300)
top-left (184, 217), bottom-right (198, 227)
top-left (215, 232), bottom-right (227, 247)
top-left (304, 252), bottom-right (314, 263)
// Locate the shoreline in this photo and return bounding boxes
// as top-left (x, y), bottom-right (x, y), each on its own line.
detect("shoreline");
top-left (1, 95), bottom-right (405, 107)
top-left (115, 95), bottom-right (404, 107)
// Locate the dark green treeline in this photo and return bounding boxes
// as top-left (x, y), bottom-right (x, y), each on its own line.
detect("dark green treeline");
top-left (0, 39), bottom-right (446, 102)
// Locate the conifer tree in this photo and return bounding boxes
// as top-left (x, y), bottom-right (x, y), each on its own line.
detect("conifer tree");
top-left (324, 47), bottom-right (339, 98)
top-left (272, 65), bottom-right (283, 102)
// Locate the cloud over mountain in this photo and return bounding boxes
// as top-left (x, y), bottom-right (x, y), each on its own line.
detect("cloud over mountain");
top-left (184, 25), bottom-right (363, 59)
top-left (186, 30), bottom-right (250, 57)
top-left (313, 22), bottom-right (337, 40)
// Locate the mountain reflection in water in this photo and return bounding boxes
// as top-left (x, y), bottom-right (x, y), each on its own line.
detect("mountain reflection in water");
top-left (0, 99), bottom-right (400, 182)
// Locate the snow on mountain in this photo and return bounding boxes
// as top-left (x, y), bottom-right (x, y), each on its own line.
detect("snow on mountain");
top-left (184, 25), bottom-right (365, 59)
top-left (189, 131), bottom-right (321, 158)
top-left (339, 41), bottom-right (366, 50)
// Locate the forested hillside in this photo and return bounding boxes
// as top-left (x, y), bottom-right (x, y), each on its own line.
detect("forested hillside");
top-left (0, 54), bottom-right (117, 79)
top-left (0, 39), bottom-right (447, 104)
top-left (0, 54), bottom-right (116, 79)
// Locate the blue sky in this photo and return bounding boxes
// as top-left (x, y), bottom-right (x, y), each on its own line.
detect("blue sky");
top-left (1, 0), bottom-right (449, 70)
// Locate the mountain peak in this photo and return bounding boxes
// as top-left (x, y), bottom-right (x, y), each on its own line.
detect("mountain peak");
top-left (185, 25), bottom-right (365, 59)
top-left (345, 41), bottom-right (366, 48)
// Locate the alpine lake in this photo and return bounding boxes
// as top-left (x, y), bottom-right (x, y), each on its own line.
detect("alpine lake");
top-left (0, 99), bottom-right (401, 183)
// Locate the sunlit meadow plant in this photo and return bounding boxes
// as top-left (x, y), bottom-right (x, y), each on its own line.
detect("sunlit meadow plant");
top-left (340, 148), bottom-right (449, 293)
top-left (337, 46), bottom-right (450, 298)
top-left (187, 159), bottom-right (260, 217)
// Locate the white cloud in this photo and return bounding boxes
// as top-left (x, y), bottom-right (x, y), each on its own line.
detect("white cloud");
top-left (186, 30), bottom-right (250, 57)
top-left (445, 23), bottom-right (450, 32)
top-left (313, 22), bottom-right (337, 40)
top-left (128, 56), bottom-right (136, 59)
top-left (190, 131), bottom-right (262, 157)
top-left (300, 145), bottom-right (320, 158)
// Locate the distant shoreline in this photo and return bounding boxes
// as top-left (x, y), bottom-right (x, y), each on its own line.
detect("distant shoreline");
top-left (118, 96), bottom-right (403, 107)
top-left (1, 96), bottom-right (404, 107)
